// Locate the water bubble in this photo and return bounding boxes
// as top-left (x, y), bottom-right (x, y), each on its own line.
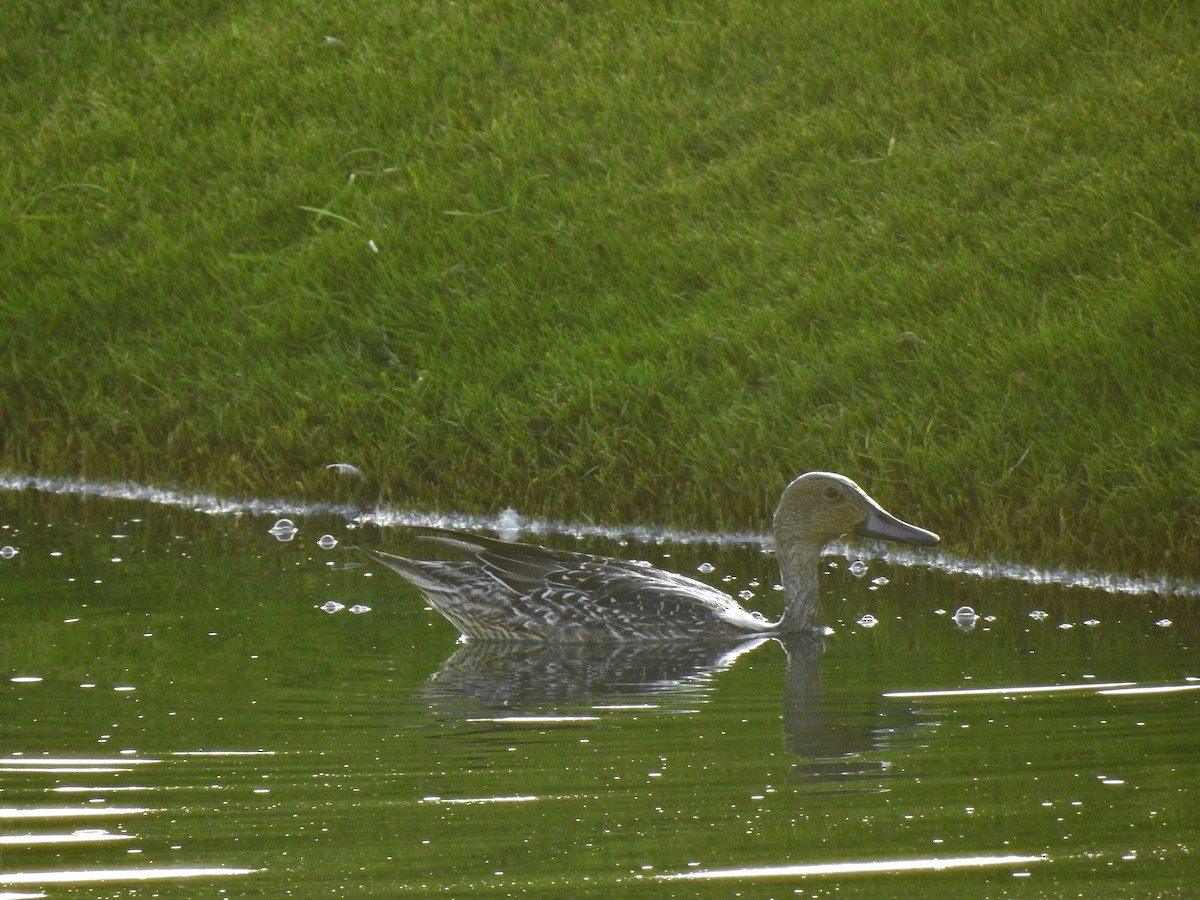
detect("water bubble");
top-left (737, 590), bottom-right (755, 601)
top-left (870, 576), bottom-right (889, 587)
top-left (696, 562), bottom-right (714, 574)
top-left (1155, 618), bottom-right (1173, 628)
top-left (856, 614), bottom-right (879, 628)
top-left (319, 600), bottom-right (345, 614)
top-left (348, 604), bottom-right (372, 615)
top-left (1083, 619), bottom-right (1101, 627)
top-left (952, 606), bottom-right (979, 629)
top-left (268, 518), bottom-right (298, 541)
top-left (1058, 622), bottom-right (1074, 630)
top-left (317, 534), bottom-right (338, 550)
top-left (1029, 610), bottom-right (1049, 620)
top-left (0, 545), bottom-right (17, 559)
top-left (848, 560), bottom-right (868, 577)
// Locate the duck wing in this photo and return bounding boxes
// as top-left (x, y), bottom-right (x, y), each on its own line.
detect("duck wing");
top-left (419, 529), bottom-right (723, 603)
top-left (411, 529), bottom-right (772, 639)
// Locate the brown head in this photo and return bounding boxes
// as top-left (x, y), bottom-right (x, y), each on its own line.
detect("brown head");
top-left (773, 472), bottom-right (940, 551)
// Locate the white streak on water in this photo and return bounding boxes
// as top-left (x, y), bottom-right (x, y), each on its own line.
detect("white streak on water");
top-left (464, 716), bottom-right (600, 724)
top-left (657, 853), bottom-right (1046, 880)
top-left (0, 868), bottom-right (257, 886)
top-left (0, 808), bottom-right (151, 819)
top-left (1097, 684), bottom-right (1200, 696)
top-left (0, 833), bottom-right (133, 846)
top-left (419, 795), bottom-right (538, 805)
top-left (0, 758), bottom-right (160, 767)
top-left (883, 682), bottom-right (1135, 699)
top-left (2, 472), bottom-right (1196, 597)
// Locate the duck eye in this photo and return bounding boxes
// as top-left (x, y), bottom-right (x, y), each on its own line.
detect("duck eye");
top-left (823, 485), bottom-right (841, 501)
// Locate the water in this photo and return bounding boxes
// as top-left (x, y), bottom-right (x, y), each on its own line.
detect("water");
top-left (2, 484), bottom-right (1198, 897)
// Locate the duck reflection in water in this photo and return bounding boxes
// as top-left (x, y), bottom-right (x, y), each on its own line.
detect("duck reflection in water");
top-left (420, 632), bottom-right (908, 769)
top-left (362, 472), bottom-right (939, 764)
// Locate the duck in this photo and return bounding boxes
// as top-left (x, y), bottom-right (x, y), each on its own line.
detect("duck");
top-left (360, 471), bottom-right (939, 642)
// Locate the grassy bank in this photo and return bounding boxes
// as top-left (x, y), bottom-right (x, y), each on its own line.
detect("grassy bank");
top-left (2, 0), bottom-right (1198, 576)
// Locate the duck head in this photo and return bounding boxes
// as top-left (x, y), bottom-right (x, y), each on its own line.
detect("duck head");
top-left (773, 471), bottom-right (940, 551)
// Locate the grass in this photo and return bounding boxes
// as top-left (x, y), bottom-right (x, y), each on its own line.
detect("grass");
top-left (2, 0), bottom-right (1198, 576)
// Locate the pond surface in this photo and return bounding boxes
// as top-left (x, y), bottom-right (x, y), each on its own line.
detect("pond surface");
top-left (1, 481), bottom-right (1198, 898)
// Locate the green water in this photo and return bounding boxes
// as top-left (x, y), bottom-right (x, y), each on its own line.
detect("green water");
top-left (1, 487), bottom-right (1197, 898)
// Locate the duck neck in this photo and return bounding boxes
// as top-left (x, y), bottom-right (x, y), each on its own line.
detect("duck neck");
top-left (773, 535), bottom-right (824, 633)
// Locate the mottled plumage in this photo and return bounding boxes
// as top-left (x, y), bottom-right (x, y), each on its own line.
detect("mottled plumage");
top-left (362, 472), bottom-right (938, 642)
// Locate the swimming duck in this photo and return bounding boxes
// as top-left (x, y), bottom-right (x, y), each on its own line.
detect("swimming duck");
top-left (361, 471), bottom-right (938, 642)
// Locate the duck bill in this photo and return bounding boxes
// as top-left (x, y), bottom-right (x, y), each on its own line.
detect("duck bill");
top-left (855, 506), bottom-right (940, 547)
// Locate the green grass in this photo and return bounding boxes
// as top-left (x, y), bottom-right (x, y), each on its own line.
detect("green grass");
top-left (2, 0), bottom-right (1198, 576)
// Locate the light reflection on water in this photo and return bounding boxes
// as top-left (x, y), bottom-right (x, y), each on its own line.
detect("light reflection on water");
top-left (2, 477), bottom-right (1199, 896)
top-left (3, 471), bottom-right (1197, 597)
top-left (658, 851), bottom-right (1047, 880)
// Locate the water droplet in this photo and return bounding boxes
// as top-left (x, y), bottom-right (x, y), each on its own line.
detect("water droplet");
top-left (348, 604), bottom-right (372, 614)
top-left (320, 600), bottom-right (345, 614)
top-left (1058, 622), bottom-right (1074, 630)
top-left (1083, 619), bottom-right (1100, 627)
top-left (317, 534), bottom-right (338, 550)
top-left (1029, 610), bottom-right (1049, 620)
top-left (870, 576), bottom-right (889, 587)
top-left (737, 590), bottom-right (755, 601)
top-left (1155, 618), bottom-right (1173, 628)
top-left (0, 545), bottom-right (17, 559)
top-left (268, 518), bottom-right (298, 541)
top-left (696, 562), bottom-right (714, 574)
top-left (496, 507), bottom-right (522, 539)
top-left (848, 560), bottom-right (868, 577)
top-left (856, 614), bottom-right (879, 628)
